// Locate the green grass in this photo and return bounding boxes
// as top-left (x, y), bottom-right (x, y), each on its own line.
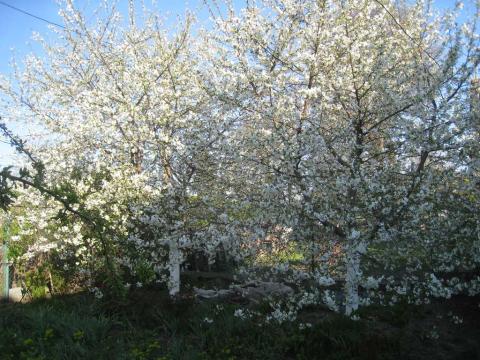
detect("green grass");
top-left (0, 292), bottom-right (394, 360)
top-left (0, 290), bottom-right (478, 360)
top-left (254, 243), bottom-right (305, 266)
top-left (0, 294), bottom-right (120, 359)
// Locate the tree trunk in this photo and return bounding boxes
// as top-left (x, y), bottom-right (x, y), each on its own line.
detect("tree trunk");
top-left (344, 239), bottom-right (362, 316)
top-left (168, 242), bottom-right (181, 297)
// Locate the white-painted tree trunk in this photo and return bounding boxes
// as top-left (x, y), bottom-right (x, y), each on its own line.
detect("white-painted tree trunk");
top-left (168, 242), bottom-right (181, 297)
top-left (344, 231), bottom-right (365, 316)
top-left (344, 245), bottom-right (361, 316)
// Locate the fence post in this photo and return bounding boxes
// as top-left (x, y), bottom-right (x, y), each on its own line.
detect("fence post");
top-left (1, 217), bottom-right (10, 302)
top-left (1, 244), bottom-right (9, 301)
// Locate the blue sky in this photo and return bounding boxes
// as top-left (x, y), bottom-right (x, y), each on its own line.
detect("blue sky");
top-left (0, 0), bottom-right (212, 165)
top-left (0, 0), bottom-right (219, 77)
top-left (0, 0), bottom-right (476, 166)
top-left (0, 0), bottom-right (470, 73)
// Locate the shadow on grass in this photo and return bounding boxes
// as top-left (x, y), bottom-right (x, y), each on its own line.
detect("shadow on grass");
top-left (0, 290), bottom-right (479, 360)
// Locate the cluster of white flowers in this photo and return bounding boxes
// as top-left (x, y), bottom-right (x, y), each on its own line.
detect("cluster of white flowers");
top-left (298, 322), bottom-right (313, 330)
top-left (426, 274), bottom-right (452, 299)
top-left (322, 290), bottom-right (339, 313)
top-left (315, 274), bottom-right (336, 287)
top-left (450, 315), bottom-right (463, 325)
top-left (203, 317), bottom-right (214, 324)
top-left (89, 287), bottom-right (103, 300)
top-left (233, 308), bottom-right (255, 320)
top-left (266, 306), bottom-right (298, 324)
top-left (362, 276), bottom-right (384, 290)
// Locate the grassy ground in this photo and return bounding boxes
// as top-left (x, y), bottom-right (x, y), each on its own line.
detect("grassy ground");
top-left (0, 288), bottom-right (479, 360)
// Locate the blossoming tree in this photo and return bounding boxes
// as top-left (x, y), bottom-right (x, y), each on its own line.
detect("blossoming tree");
top-left (0, 0), bottom-right (242, 296)
top-left (203, 0), bottom-right (479, 314)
